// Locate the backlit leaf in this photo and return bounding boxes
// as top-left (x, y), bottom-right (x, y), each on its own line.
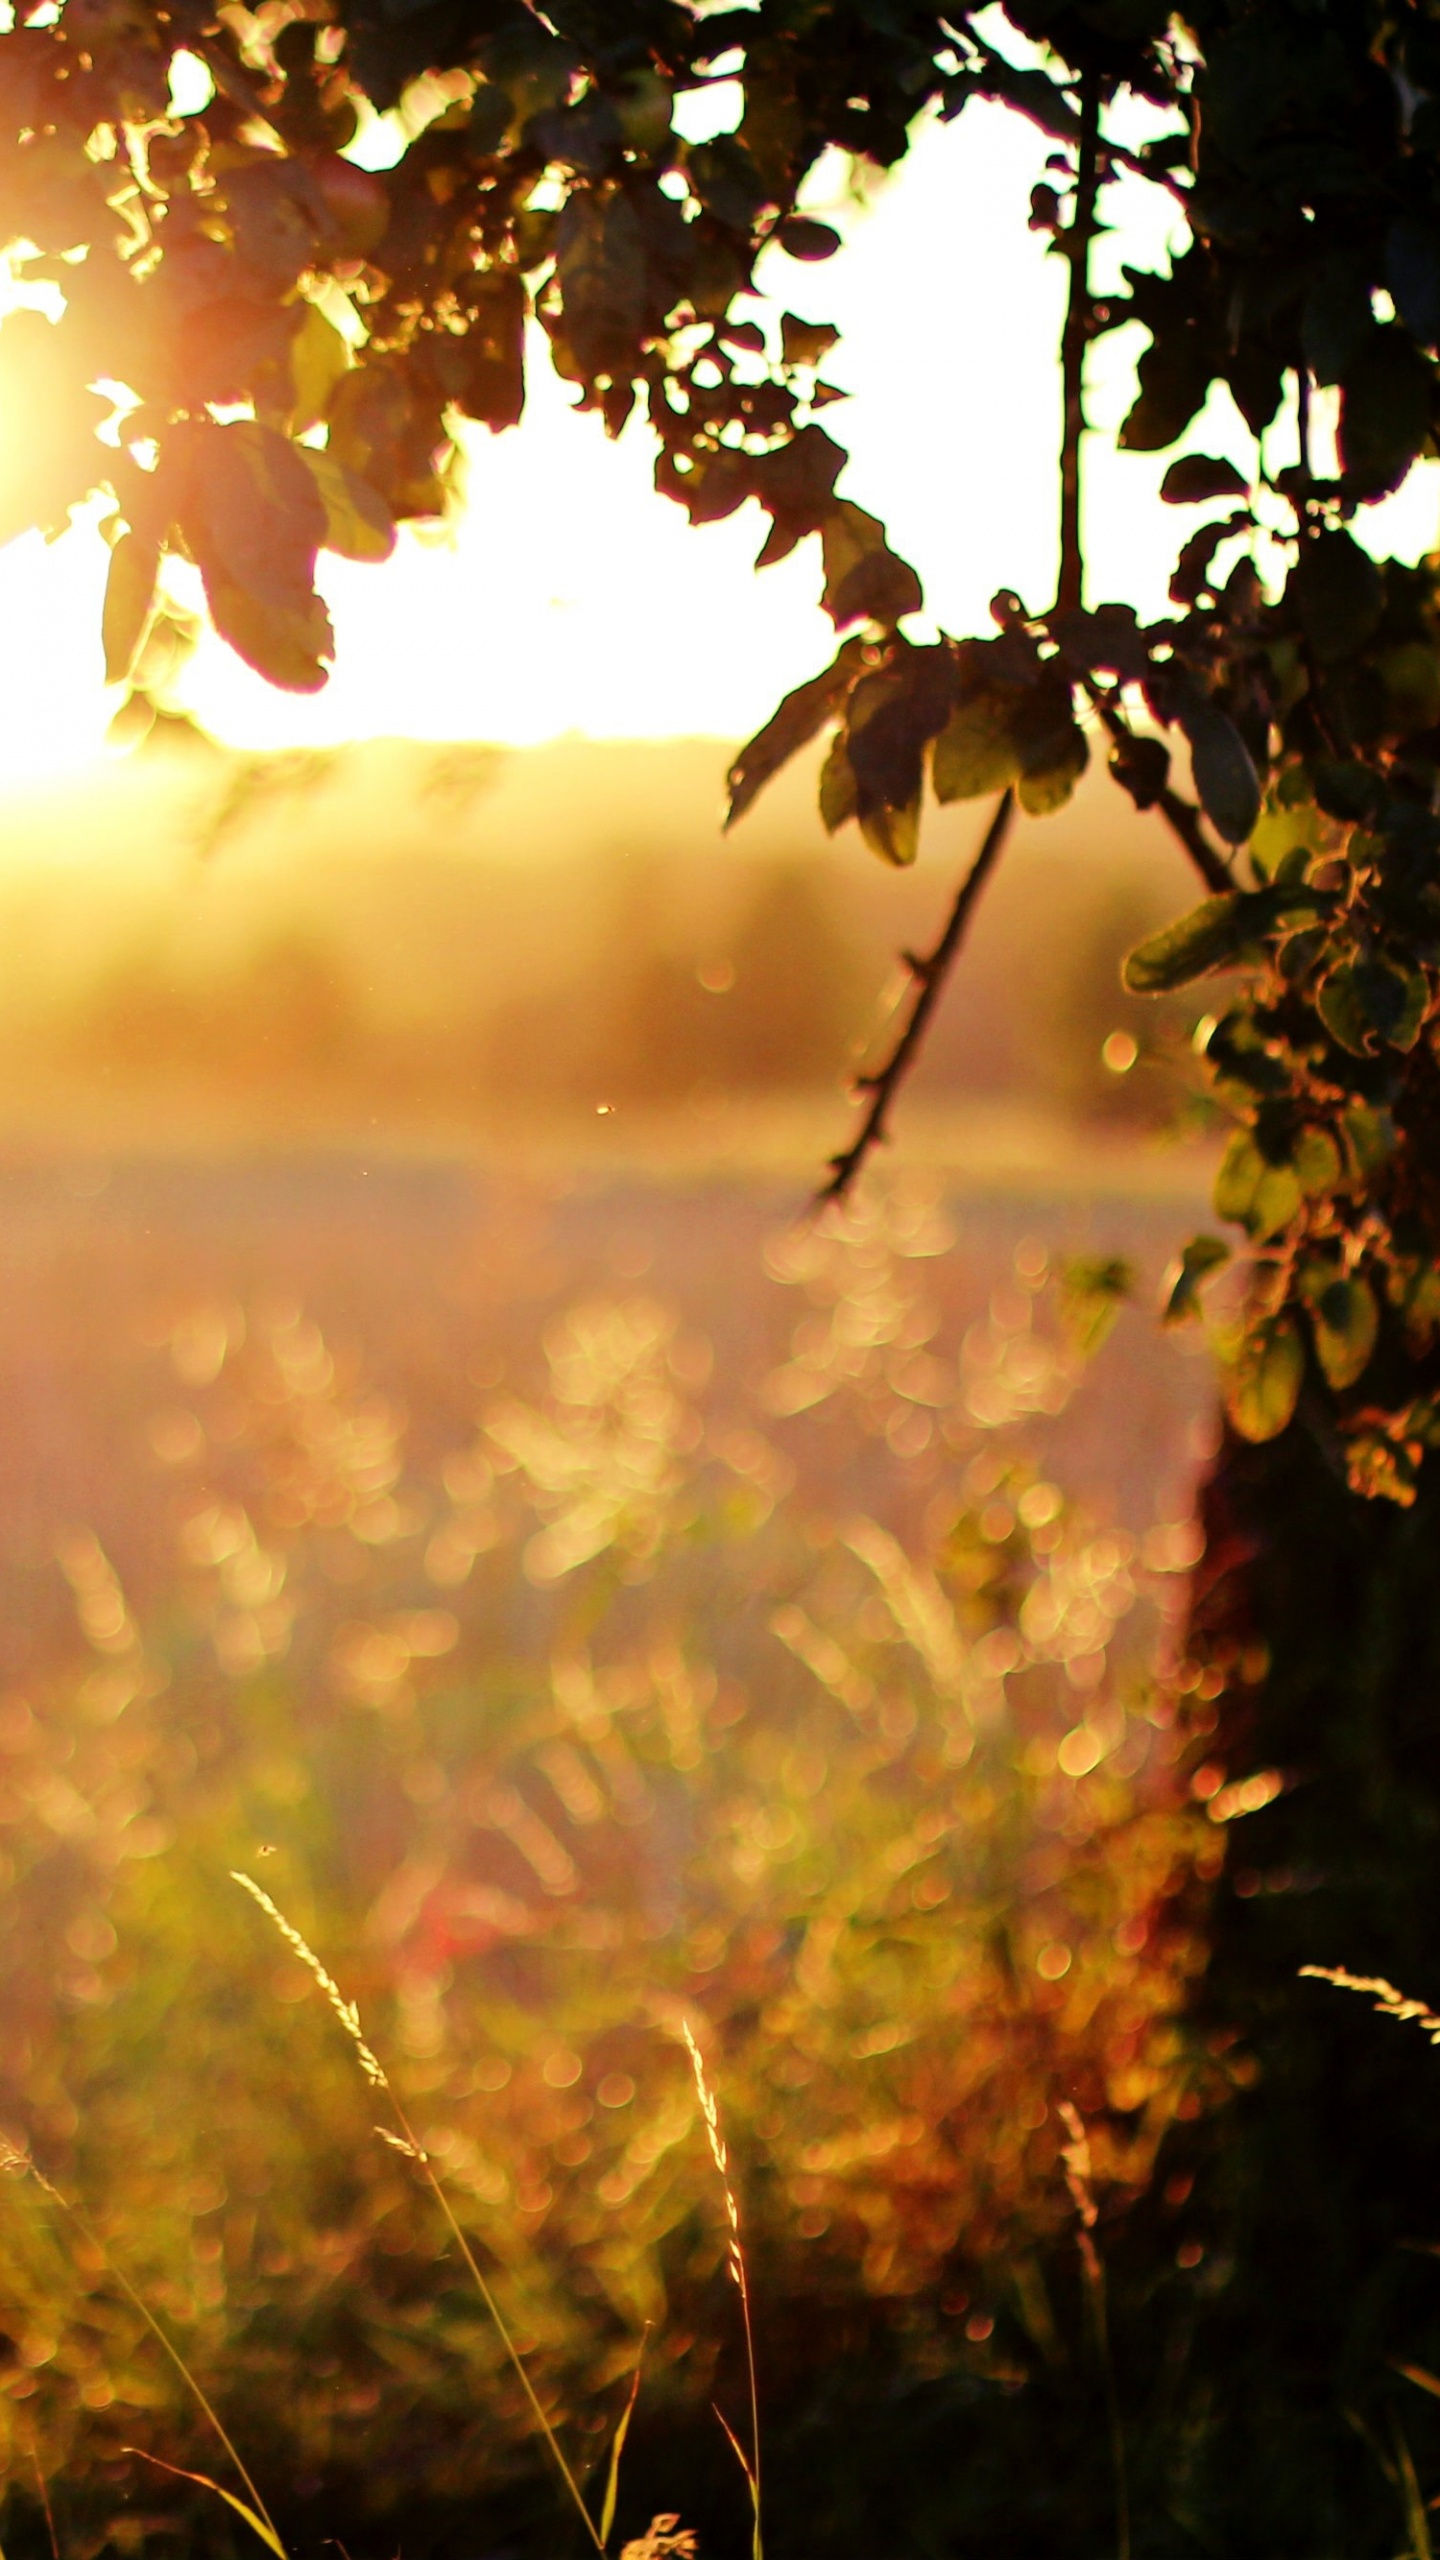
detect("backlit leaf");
top-left (1123, 895), bottom-right (1246, 994)
top-left (102, 531), bottom-right (160, 687)
top-left (932, 696), bottom-right (1019, 803)
top-left (1162, 1234), bottom-right (1230, 1324)
top-left (726, 639), bottom-right (864, 827)
top-left (300, 450), bottom-right (396, 563)
top-left (1224, 1316), bottom-right (1304, 1443)
top-left (1018, 719), bottom-right (1088, 815)
top-left (1306, 1273), bottom-right (1379, 1391)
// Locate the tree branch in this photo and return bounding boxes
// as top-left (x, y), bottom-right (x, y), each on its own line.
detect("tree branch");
top-left (1094, 697), bottom-right (1235, 896)
top-left (1056, 71), bottom-right (1102, 617)
top-left (818, 789), bottom-right (1015, 1207)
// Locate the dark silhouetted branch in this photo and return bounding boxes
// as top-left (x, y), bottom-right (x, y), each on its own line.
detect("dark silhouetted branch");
top-left (1056, 71), bottom-right (1102, 618)
top-left (1094, 696), bottom-right (1235, 896)
top-left (818, 788), bottom-right (1015, 1206)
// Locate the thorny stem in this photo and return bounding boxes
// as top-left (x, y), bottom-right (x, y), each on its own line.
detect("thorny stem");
top-left (1056, 70), bottom-right (1102, 618)
top-left (818, 788), bottom-right (1015, 1205)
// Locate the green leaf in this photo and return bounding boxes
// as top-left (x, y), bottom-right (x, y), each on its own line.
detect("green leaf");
top-left (1305, 1272), bottom-right (1379, 1390)
top-left (859, 790), bottom-right (920, 868)
top-left (932, 695), bottom-right (1020, 803)
top-left (289, 301), bottom-right (351, 433)
top-left (1058, 1255), bottom-right (1133, 1359)
top-left (1017, 718), bottom-right (1088, 815)
top-left (102, 531), bottom-right (159, 687)
top-left (1293, 1126), bottom-right (1342, 1198)
top-left (1214, 1132), bottom-right (1303, 1240)
top-left (1341, 1102), bottom-right (1397, 1180)
top-left (1160, 454), bottom-right (1251, 505)
top-left (1162, 1234), bottom-right (1231, 1325)
top-left (300, 449), bottom-right (396, 563)
top-left (1124, 894), bottom-right (1246, 994)
top-left (820, 501), bottom-right (923, 630)
top-left (818, 731), bottom-right (857, 833)
top-left (1319, 957), bottom-right (1428, 1054)
top-left (1180, 702), bottom-right (1260, 845)
top-left (1224, 1316), bottom-right (1304, 1443)
top-left (186, 420), bottom-right (326, 615)
top-left (726, 639), bottom-right (864, 827)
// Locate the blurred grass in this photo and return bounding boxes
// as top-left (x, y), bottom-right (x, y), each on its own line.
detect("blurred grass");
top-left (0, 1174), bottom-right (1229, 2553)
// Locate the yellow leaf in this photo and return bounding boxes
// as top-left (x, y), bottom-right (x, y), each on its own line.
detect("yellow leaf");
top-left (299, 448), bottom-right (396, 563)
top-left (102, 531), bottom-right (160, 686)
top-left (289, 301), bottom-right (351, 433)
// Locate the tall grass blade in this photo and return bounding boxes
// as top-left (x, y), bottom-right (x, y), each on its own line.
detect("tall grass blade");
top-left (123, 2451), bottom-right (287, 2560)
top-left (713, 2404), bottom-right (762, 2560)
top-left (1391, 2413), bottom-right (1434, 2560)
top-left (598, 2329), bottom-right (649, 2549)
top-left (681, 2023), bottom-right (762, 2560)
top-left (1, 2137), bottom-right (284, 2560)
top-left (232, 1872), bottom-right (604, 2554)
top-left (1394, 2360), bottom-right (1440, 2404)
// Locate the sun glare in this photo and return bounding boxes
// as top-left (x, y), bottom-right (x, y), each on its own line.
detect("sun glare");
top-left (0, 103), bottom-right (1432, 799)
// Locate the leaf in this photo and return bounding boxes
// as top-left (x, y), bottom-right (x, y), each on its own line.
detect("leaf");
top-left (712, 2406), bottom-right (761, 2560)
top-left (780, 313), bottom-right (839, 369)
top-left (1124, 894), bottom-right (1246, 994)
top-left (299, 449), bottom-right (396, 563)
top-left (1017, 718), bottom-right (1088, 815)
top-left (818, 732), bottom-right (857, 833)
top-left (289, 302), bottom-right (351, 433)
top-left (1385, 218), bottom-right (1440, 349)
top-left (1162, 1235), bottom-right (1231, 1325)
top-left (858, 791), bottom-right (920, 868)
top-left (1160, 454), bottom-right (1251, 505)
top-left (102, 532), bottom-right (160, 687)
top-left (1320, 958), bottom-right (1429, 1054)
top-left (820, 502), bottom-right (923, 629)
top-left (1179, 702), bottom-right (1260, 845)
top-left (1058, 1255), bottom-right (1133, 1359)
top-left (726, 639), bottom-right (864, 827)
top-left (122, 2452), bottom-right (285, 2560)
top-left (1392, 2360), bottom-right (1440, 2404)
top-left (1289, 531), bottom-right (1386, 663)
top-left (1307, 1273), bottom-right (1379, 1391)
top-left (1224, 1316), bottom-right (1304, 1444)
top-left (775, 216), bottom-right (839, 261)
top-left (204, 575), bottom-right (334, 693)
top-left (1109, 731), bottom-right (1169, 810)
top-left (1293, 1127), bottom-right (1342, 1199)
top-left (1213, 1132), bottom-right (1303, 1241)
top-left (933, 695), bottom-right (1020, 803)
top-left (1339, 324), bottom-right (1434, 497)
top-left (186, 421), bottom-right (326, 614)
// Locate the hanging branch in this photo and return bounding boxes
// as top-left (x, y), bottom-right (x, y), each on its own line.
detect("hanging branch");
top-left (1093, 697), bottom-right (1235, 896)
top-left (818, 789), bottom-right (1016, 1206)
top-left (1056, 69), bottom-right (1102, 617)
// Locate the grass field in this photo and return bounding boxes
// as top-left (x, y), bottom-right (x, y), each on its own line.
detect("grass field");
top-left (0, 1134), bottom-right (1234, 2556)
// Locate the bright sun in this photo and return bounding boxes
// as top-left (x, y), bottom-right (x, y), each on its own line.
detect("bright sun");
top-left (0, 101), bottom-right (1434, 795)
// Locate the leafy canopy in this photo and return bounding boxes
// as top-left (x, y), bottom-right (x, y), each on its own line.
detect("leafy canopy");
top-left (8, 0), bottom-right (1440, 1496)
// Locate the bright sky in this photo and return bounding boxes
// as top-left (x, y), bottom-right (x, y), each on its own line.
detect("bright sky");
top-left (0, 93), bottom-right (1434, 786)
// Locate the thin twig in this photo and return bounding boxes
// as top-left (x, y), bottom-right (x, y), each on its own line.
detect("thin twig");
top-left (1056, 71), bottom-right (1102, 618)
top-left (818, 787), bottom-right (1015, 1205)
top-left (1093, 697), bottom-right (1234, 896)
